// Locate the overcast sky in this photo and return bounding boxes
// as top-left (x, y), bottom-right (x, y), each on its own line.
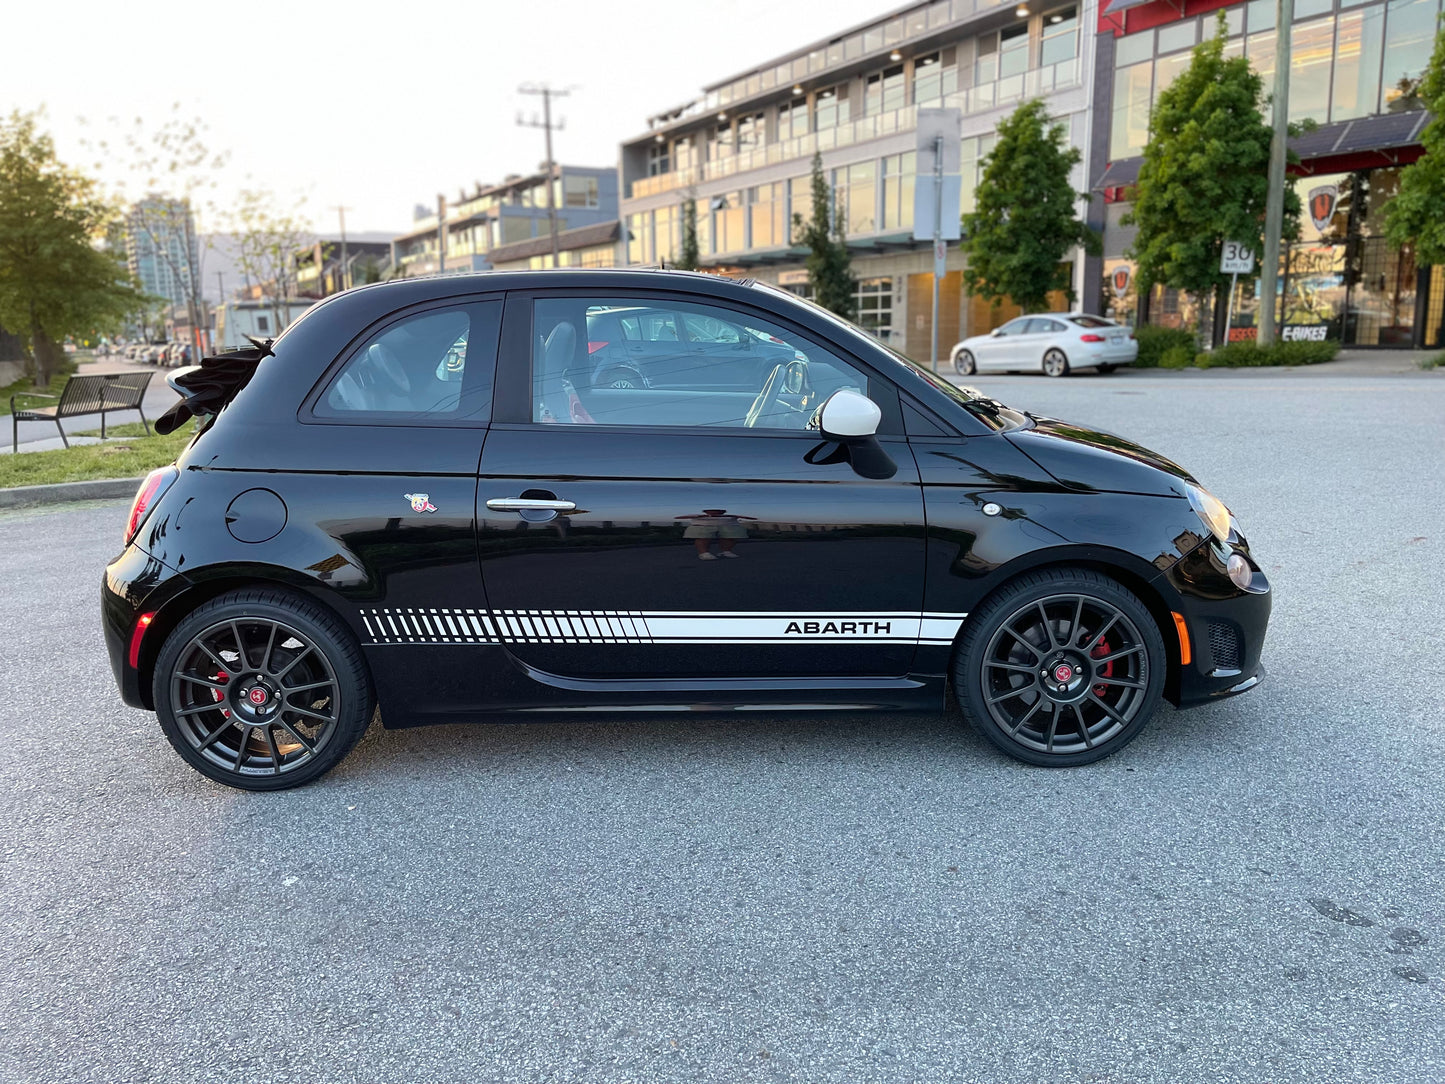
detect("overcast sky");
top-left (5, 0), bottom-right (895, 236)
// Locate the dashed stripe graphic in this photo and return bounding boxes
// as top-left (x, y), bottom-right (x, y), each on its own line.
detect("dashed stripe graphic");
top-left (360, 608), bottom-right (967, 646)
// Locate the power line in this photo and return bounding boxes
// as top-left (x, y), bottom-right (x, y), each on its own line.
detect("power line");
top-left (517, 84), bottom-right (572, 267)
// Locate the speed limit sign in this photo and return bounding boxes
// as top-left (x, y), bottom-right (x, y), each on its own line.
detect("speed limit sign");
top-left (1220, 241), bottom-right (1255, 274)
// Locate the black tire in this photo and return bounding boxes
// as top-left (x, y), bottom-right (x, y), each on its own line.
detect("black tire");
top-left (952, 568), bottom-right (1166, 766)
top-left (1096, 363), bottom-right (1117, 374)
top-left (953, 349), bottom-right (977, 376)
top-left (1043, 349), bottom-right (1071, 378)
top-left (152, 588), bottom-right (375, 790)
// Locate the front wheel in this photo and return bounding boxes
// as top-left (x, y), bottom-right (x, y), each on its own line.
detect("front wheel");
top-left (953, 568), bottom-right (1166, 766)
top-left (1043, 349), bottom-right (1071, 378)
top-left (953, 349), bottom-right (977, 376)
top-left (153, 588), bottom-right (375, 790)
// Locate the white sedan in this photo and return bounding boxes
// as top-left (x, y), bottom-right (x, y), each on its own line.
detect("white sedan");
top-left (949, 313), bottom-right (1138, 377)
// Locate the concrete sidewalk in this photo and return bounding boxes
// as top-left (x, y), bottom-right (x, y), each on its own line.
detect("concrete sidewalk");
top-left (5, 354), bottom-right (181, 454)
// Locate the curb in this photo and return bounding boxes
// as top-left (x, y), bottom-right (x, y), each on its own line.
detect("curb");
top-left (0, 476), bottom-right (142, 510)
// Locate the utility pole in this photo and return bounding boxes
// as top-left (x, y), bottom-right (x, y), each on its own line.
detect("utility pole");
top-left (518, 84), bottom-right (571, 267)
top-left (332, 205), bottom-right (352, 291)
top-left (215, 271), bottom-right (224, 301)
top-left (1258, 0), bottom-right (1294, 346)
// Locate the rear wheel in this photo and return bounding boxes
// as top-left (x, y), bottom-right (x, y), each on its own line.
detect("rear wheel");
top-left (153, 588), bottom-right (374, 790)
top-left (953, 568), bottom-right (1166, 766)
top-left (1043, 349), bottom-right (1071, 378)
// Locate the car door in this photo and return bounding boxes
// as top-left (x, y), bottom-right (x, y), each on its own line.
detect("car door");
top-left (978, 318), bottom-right (1030, 371)
top-left (474, 288), bottom-right (929, 679)
top-left (1029, 317), bottom-right (1066, 366)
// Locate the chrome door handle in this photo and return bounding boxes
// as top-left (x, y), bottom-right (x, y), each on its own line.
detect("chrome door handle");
top-left (486, 497), bottom-right (577, 512)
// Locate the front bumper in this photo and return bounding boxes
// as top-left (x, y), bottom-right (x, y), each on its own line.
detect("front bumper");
top-left (1164, 536), bottom-right (1272, 708)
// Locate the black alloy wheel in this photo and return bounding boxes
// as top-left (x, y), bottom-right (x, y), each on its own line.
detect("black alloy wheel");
top-left (600, 368), bottom-right (642, 390)
top-left (153, 589), bottom-right (374, 790)
top-left (1043, 349), bottom-right (1071, 378)
top-left (954, 349), bottom-right (977, 376)
top-left (953, 568), bottom-right (1165, 765)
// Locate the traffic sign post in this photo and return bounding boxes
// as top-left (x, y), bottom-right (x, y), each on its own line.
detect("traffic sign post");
top-left (1220, 241), bottom-right (1256, 346)
top-left (915, 109), bottom-right (961, 371)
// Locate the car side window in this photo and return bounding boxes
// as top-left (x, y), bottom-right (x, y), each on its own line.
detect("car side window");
top-left (998, 319), bottom-right (1029, 336)
top-left (1030, 318), bottom-right (1063, 334)
top-left (531, 296), bottom-right (874, 431)
top-left (316, 304), bottom-right (496, 421)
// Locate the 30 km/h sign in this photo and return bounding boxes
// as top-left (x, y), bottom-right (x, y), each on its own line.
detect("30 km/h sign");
top-left (1220, 241), bottom-right (1256, 274)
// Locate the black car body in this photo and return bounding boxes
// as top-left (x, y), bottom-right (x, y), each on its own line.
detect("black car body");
top-left (102, 269), bottom-right (1270, 789)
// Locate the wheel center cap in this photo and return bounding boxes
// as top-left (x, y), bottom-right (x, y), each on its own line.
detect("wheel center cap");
top-left (1053, 663), bottom-right (1075, 683)
top-left (247, 686), bottom-right (269, 706)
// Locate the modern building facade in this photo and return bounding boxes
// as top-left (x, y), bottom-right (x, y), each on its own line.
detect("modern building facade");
top-left (1091, 0), bottom-right (1444, 347)
top-left (294, 234), bottom-right (395, 297)
top-left (618, 0), bottom-right (1099, 358)
top-left (390, 166), bottom-right (618, 278)
top-left (126, 197), bottom-right (200, 309)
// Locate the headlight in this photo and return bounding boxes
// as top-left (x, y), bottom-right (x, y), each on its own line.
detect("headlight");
top-left (1186, 484), bottom-right (1233, 543)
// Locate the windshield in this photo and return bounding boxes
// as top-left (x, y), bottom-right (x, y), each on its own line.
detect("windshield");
top-left (750, 280), bottom-right (1028, 430)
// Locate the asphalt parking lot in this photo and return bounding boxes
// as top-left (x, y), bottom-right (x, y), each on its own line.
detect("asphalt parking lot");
top-left (0, 364), bottom-right (1441, 1084)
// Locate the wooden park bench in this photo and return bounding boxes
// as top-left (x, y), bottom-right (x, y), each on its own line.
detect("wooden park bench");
top-left (10, 371), bottom-right (154, 453)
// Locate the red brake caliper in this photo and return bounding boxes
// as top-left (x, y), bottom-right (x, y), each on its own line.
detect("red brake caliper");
top-left (1090, 640), bottom-right (1113, 698)
top-left (214, 670), bottom-right (230, 717)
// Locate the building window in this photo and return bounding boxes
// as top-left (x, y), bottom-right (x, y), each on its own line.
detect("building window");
top-left (627, 212), bottom-right (652, 264)
top-left (1291, 17), bottom-right (1338, 123)
top-left (655, 204), bottom-right (677, 264)
top-left (913, 51), bottom-right (958, 103)
top-left (1040, 6), bottom-right (1079, 68)
top-left (709, 122), bottom-right (733, 162)
top-left (1109, 61), bottom-right (1153, 161)
top-left (882, 152), bottom-right (916, 231)
top-left (843, 161), bottom-right (877, 236)
top-left (712, 192), bottom-right (745, 254)
top-left (1382, 0), bottom-right (1439, 108)
top-left (647, 142), bottom-right (670, 177)
top-left (256, 315), bottom-right (269, 333)
top-left (749, 183), bottom-right (785, 249)
top-left (564, 175), bottom-right (599, 209)
top-left (737, 112), bottom-right (765, 151)
top-left (779, 99), bottom-right (808, 141)
top-left (865, 64), bottom-right (906, 115)
top-left (1332, 4), bottom-right (1386, 120)
top-left (789, 175), bottom-right (814, 232)
top-left (813, 86), bottom-right (850, 129)
top-left (856, 278), bottom-right (894, 342)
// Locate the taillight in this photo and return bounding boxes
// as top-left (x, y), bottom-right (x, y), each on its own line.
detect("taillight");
top-left (587, 341), bottom-right (608, 354)
top-left (125, 466), bottom-right (177, 545)
top-left (1080, 334), bottom-right (1106, 343)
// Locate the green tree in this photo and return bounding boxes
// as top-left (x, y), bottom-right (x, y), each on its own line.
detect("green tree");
top-left (1125, 14), bottom-right (1299, 336)
top-left (960, 98), bottom-right (1099, 313)
top-left (0, 111), bottom-right (144, 385)
top-left (677, 196), bottom-right (699, 271)
top-left (794, 152), bottom-right (856, 320)
top-left (1384, 19), bottom-right (1445, 263)
top-left (226, 187), bottom-right (314, 333)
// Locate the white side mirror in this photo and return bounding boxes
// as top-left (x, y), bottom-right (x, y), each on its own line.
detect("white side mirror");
top-left (818, 389), bottom-right (881, 440)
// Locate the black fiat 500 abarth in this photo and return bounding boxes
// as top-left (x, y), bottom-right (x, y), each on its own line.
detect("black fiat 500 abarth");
top-left (102, 270), bottom-right (1270, 790)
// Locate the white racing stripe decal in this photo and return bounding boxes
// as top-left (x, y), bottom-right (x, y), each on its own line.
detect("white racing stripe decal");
top-left (360, 608), bottom-right (967, 646)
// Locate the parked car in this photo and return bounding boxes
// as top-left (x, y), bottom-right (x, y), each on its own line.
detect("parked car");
top-left (584, 304), bottom-right (799, 392)
top-left (104, 270), bottom-right (1270, 790)
top-left (951, 314), bottom-right (1138, 377)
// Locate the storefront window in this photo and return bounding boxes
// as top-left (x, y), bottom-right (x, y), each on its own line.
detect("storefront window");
top-left (1155, 50), bottom-right (1194, 96)
top-left (713, 192), bottom-right (745, 254)
top-left (857, 278), bottom-right (895, 341)
top-left (1331, 4), bottom-right (1386, 120)
top-left (1295, 0), bottom-right (1334, 18)
top-left (789, 175), bottom-right (813, 233)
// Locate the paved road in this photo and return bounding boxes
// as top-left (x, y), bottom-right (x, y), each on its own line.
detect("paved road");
top-left (0, 369), bottom-right (1441, 1083)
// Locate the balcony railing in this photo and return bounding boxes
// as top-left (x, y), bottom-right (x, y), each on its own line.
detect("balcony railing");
top-left (627, 57), bottom-right (1081, 200)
